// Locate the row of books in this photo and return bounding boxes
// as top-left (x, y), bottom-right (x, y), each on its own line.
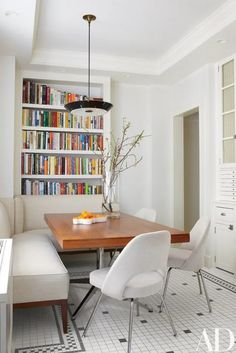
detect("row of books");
top-left (22, 131), bottom-right (103, 151)
top-left (22, 154), bottom-right (103, 176)
top-left (22, 180), bottom-right (103, 195)
top-left (22, 81), bottom-right (103, 106)
top-left (22, 109), bottom-right (104, 130)
top-left (22, 81), bottom-right (81, 105)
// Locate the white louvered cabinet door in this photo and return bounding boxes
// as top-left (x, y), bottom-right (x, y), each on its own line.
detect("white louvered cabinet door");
top-left (218, 166), bottom-right (236, 201)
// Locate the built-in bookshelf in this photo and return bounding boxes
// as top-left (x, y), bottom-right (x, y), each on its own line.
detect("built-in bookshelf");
top-left (21, 79), bottom-right (107, 196)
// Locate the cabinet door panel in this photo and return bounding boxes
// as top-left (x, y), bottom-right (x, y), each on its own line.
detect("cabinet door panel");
top-left (223, 112), bottom-right (235, 138)
top-left (215, 223), bottom-right (236, 273)
top-left (223, 139), bottom-right (235, 163)
top-left (215, 206), bottom-right (234, 222)
top-left (222, 60), bottom-right (234, 87)
top-left (223, 86), bottom-right (234, 112)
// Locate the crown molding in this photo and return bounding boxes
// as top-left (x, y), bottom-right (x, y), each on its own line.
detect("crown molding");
top-left (31, 49), bottom-right (157, 75)
top-left (157, 0), bottom-right (236, 74)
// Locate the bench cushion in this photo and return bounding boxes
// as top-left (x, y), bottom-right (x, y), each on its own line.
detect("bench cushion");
top-left (15, 228), bottom-right (63, 251)
top-left (13, 231), bottom-right (69, 303)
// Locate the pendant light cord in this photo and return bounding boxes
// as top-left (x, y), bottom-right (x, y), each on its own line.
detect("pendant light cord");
top-left (88, 19), bottom-right (91, 101)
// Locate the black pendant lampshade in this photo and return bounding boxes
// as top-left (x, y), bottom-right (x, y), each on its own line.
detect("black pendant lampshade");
top-left (64, 14), bottom-right (113, 117)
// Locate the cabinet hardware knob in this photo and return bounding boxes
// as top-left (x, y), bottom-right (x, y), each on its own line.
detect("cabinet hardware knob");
top-left (220, 213), bottom-right (226, 216)
top-left (229, 224), bottom-right (234, 230)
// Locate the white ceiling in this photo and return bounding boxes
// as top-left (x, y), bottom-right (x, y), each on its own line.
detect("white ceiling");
top-left (36, 0), bottom-right (225, 59)
top-left (0, 0), bottom-right (37, 62)
top-left (1, 0), bottom-right (236, 84)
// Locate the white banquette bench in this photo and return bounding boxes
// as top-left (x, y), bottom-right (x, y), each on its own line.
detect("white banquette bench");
top-left (0, 195), bottom-right (103, 333)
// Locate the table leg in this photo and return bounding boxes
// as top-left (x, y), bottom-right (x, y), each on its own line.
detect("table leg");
top-left (71, 247), bottom-right (105, 320)
top-left (98, 248), bottom-right (104, 268)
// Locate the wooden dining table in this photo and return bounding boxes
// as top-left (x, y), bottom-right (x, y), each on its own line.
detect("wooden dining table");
top-left (44, 212), bottom-right (189, 250)
top-left (44, 212), bottom-right (189, 318)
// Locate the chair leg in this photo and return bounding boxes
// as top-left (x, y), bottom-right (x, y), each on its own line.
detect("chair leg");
top-left (198, 270), bottom-right (212, 313)
top-left (160, 295), bottom-right (177, 337)
top-left (83, 292), bottom-right (103, 337)
top-left (136, 300), bottom-right (140, 317)
top-left (61, 300), bottom-right (68, 334)
top-left (159, 267), bottom-right (172, 313)
top-left (127, 299), bottom-right (135, 353)
top-left (96, 249), bottom-right (99, 269)
top-left (196, 271), bottom-right (203, 294)
top-left (72, 285), bottom-right (96, 320)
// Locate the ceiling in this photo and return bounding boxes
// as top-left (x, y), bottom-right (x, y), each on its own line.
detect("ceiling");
top-left (1, 0), bottom-right (236, 84)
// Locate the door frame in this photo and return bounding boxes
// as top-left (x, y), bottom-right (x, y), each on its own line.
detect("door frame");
top-left (171, 107), bottom-right (200, 230)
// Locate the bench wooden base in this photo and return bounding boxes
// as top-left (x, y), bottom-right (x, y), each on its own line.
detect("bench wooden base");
top-left (14, 299), bottom-right (68, 333)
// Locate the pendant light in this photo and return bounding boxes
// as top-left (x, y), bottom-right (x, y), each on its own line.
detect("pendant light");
top-left (65, 14), bottom-right (113, 117)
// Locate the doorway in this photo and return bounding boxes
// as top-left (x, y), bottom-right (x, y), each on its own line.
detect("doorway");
top-left (173, 108), bottom-right (200, 231)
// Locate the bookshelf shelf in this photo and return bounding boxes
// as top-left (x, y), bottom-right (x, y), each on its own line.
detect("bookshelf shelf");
top-left (22, 103), bottom-right (66, 111)
top-left (21, 174), bottom-right (102, 179)
top-left (21, 149), bottom-right (102, 155)
top-left (20, 78), bottom-right (109, 196)
top-left (22, 126), bottom-right (103, 134)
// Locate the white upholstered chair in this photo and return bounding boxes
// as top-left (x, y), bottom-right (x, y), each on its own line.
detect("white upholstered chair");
top-left (135, 208), bottom-right (157, 222)
top-left (83, 231), bottom-right (176, 353)
top-left (160, 217), bottom-right (212, 314)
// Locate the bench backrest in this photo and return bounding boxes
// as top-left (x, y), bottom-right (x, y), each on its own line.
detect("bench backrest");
top-left (14, 195), bottom-right (103, 234)
top-left (0, 198), bottom-right (15, 236)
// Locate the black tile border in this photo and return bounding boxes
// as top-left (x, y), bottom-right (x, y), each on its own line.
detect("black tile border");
top-left (14, 305), bottom-right (85, 353)
top-left (202, 270), bottom-right (236, 294)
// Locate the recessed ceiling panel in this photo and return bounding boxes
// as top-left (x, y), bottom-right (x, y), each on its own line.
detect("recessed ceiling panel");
top-left (36, 0), bottom-right (227, 60)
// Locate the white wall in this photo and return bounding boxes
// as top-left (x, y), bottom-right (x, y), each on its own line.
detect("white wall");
top-left (150, 64), bottom-right (216, 227)
top-left (171, 65), bottom-right (216, 222)
top-left (0, 56), bottom-right (15, 197)
top-left (111, 82), bottom-right (152, 214)
top-left (150, 85), bottom-right (172, 225)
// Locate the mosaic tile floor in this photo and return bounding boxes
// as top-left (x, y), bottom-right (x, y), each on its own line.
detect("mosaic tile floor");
top-left (12, 268), bottom-right (236, 353)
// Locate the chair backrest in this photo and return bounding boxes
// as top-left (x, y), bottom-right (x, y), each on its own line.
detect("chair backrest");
top-left (102, 231), bottom-right (170, 300)
top-left (181, 217), bottom-right (210, 271)
top-left (135, 208), bottom-right (157, 222)
top-left (181, 217), bottom-right (210, 251)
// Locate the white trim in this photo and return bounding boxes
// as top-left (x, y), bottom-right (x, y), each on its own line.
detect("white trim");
top-left (158, 0), bottom-right (236, 75)
top-left (31, 49), bottom-right (157, 76)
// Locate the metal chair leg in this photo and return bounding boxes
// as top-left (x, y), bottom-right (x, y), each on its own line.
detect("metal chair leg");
top-left (196, 271), bottom-right (202, 294)
top-left (72, 285), bottom-right (96, 320)
top-left (83, 292), bottom-right (103, 337)
top-left (159, 267), bottom-right (172, 313)
top-left (160, 295), bottom-right (177, 336)
top-left (127, 299), bottom-right (134, 353)
top-left (136, 300), bottom-right (140, 316)
top-left (96, 249), bottom-right (99, 269)
top-left (199, 270), bottom-right (212, 313)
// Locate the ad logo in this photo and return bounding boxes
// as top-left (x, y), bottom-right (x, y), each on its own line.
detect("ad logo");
top-left (196, 328), bottom-right (235, 352)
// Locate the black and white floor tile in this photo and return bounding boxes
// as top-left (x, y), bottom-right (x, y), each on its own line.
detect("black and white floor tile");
top-left (12, 268), bottom-right (236, 353)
